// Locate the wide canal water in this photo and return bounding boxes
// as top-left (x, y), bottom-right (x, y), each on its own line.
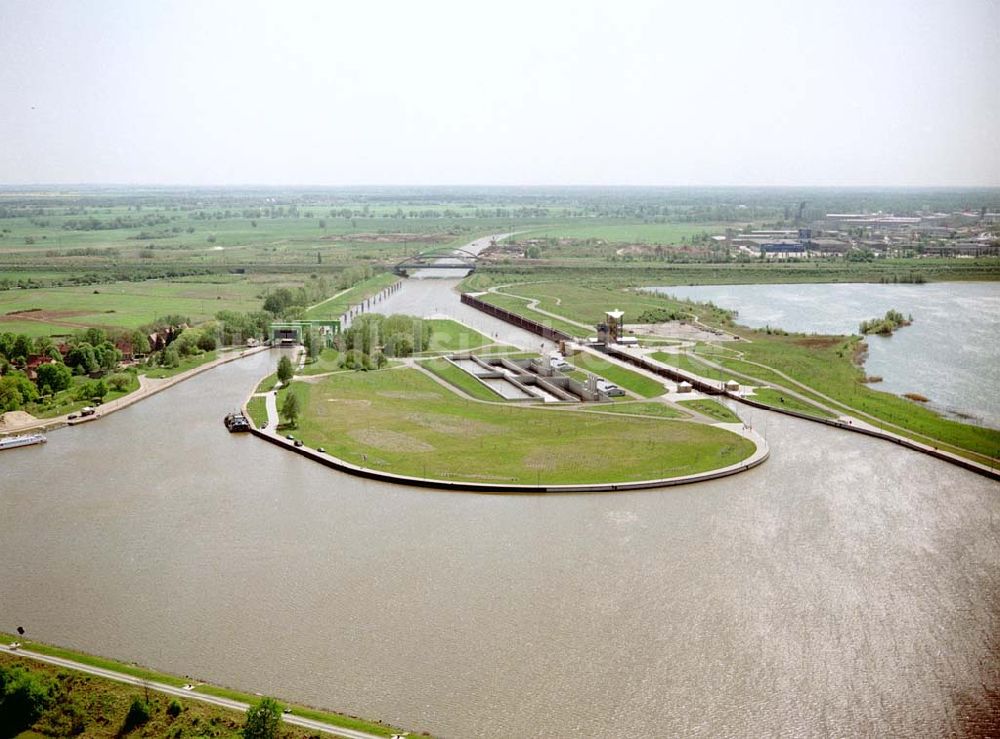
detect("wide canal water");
top-left (651, 282), bottom-right (1000, 429)
top-left (1, 276), bottom-right (998, 737)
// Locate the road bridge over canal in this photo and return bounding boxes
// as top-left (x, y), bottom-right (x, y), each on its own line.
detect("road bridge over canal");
top-left (393, 247), bottom-right (480, 276)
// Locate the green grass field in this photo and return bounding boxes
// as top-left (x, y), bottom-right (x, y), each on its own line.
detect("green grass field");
top-left (749, 387), bottom-right (836, 418)
top-left (297, 348), bottom-right (343, 375)
top-left (255, 372), bottom-right (279, 392)
top-left (516, 222), bottom-right (723, 244)
top-left (418, 357), bottom-right (504, 401)
top-left (651, 350), bottom-right (718, 378)
top-left (577, 401), bottom-right (689, 419)
top-left (423, 319), bottom-right (495, 352)
top-left (470, 278), bottom-right (1000, 463)
top-left (475, 291), bottom-right (587, 337)
top-left (21, 372), bottom-right (140, 419)
top-left (677, 399), bottom-right (742, 423)
top-left (142, 349), bottom-right (219, 378)
top-left (302, 273), bottom-right (399, 320)
top-left (290, 368), bottom-right (754, 484)
top-left (732, 329), bottom-right (1000, 460)
top-left (246, 396), bottom-right (268, 428)
top-left (565, 352), bottom-right (666, 398)
top-left (477, 280), bottom-right (733, 330)
top-left (0, 276), bottom-right (271, 337)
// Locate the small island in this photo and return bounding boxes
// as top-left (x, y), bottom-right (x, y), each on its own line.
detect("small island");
top-left (859, 309), bottom-right (913, 336)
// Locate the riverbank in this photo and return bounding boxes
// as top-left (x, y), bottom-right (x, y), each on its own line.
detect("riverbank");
top-left (455, 277), bottom-right (1000, 468)
top-left (0, 344), bottom-right (271, 436)
top-left (0, 636), bottom-right (410, 738)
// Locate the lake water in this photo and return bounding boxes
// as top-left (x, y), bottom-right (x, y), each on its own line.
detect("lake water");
top-left (1, 275), bottom-right (998, 737)
top-left (649, 282), bottom-right (1000, 429)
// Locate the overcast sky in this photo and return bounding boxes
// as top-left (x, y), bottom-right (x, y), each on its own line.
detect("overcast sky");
top-left (1, 0), bottom-right (998, 187)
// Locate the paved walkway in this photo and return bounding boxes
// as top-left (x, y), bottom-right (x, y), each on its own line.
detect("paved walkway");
top-left (0, 643), bottom-right (387, 739)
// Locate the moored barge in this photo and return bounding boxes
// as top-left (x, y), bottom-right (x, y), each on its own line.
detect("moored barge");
top-left (0, 433), bottom-right (47, 451)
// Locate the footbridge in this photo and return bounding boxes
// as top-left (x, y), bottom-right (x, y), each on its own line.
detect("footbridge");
top-left (393, 247), bottom-right (480, 276)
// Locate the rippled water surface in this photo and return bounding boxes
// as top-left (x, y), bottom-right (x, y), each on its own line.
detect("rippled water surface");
top-left (651, 282), bottom-right (1000, 428)
top-left (1, 278), bottom-right (998, 737)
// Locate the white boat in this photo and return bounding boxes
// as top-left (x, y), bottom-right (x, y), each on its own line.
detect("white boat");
top-left (0, 433), bottom-right (47, 451)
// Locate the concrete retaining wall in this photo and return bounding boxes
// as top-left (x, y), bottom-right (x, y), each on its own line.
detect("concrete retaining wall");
top-left (461, 292), bottom-right (574, 343)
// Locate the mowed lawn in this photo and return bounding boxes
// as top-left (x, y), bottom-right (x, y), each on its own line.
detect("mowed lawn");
top-left (291, 368), bottom-right (755, 485)
top-left (566, 352), bottom-right (666, 398)
top-left (423, 319), bottom-right (495, 352)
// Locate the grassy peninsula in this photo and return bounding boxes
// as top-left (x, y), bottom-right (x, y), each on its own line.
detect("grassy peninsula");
top-left (284, 367), bottom-right (755, 485)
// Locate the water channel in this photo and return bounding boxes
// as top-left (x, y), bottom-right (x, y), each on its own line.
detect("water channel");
top-left (1, 272), bottom-right (998, 737)
top-left (651, 282), bottom-right (1000, 429)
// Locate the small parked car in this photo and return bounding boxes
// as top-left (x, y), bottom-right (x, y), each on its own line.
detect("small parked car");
top-left (286, 434), bottom-right (295, 440)
top-left (67, 413), bottom-right (78, 420)
top-left (294, 440), bottom-right (303, 447)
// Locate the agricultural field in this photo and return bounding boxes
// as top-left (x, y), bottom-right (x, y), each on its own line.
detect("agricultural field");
top-left (288, 368), bottom-right (755, 485)
top-left (0, 274), bottom-right (287, 337)
top-left (513, 221), bottom-right (725, 244)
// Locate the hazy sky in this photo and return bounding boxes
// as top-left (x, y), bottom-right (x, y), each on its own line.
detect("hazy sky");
top-left (1, 0), bottom-right (998, 186)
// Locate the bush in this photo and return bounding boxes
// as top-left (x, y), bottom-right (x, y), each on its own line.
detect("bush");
top-left (106, 372), bottom-right (132, 392)
top-left (196, 333), bottom-right (217, 352)
top-left (167, 698), bottom-right (182, 717)
top-left (122, 696), bottom-right (151, 732)
top-left (162, 345), bottom-right (180, 368)
top-left (243, 696), bottom-right (282, 739)
top-left (0, 664), bottom-right (54, 735)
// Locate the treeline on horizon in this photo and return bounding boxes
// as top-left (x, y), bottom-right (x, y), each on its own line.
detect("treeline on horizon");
top-left (0, 185), bottom-right (998, 216)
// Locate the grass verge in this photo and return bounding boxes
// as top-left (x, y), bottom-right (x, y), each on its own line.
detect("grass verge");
top-left (750, 387), bottom-right (836, 418)
top-left (142, 350), bottom-right (219, 379)
top-left (418, 357), bottom-right (503, 401)
top-left (577, 401), bottom-right (689, 419)
top-left (0, 634), bottom-right (406, 738)
top-left (677, 399), bottom-right (742, 423)
top-left (246, 396), bottom-right (268, 428)
top-left (566, 353), bottom-right (666, 398)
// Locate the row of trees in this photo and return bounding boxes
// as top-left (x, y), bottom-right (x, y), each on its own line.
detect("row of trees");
top-left (339, 313), bottom-right (431, 359)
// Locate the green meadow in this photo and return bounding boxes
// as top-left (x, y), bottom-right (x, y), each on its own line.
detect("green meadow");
top-left (289, 368), bottom-right (755, 485)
